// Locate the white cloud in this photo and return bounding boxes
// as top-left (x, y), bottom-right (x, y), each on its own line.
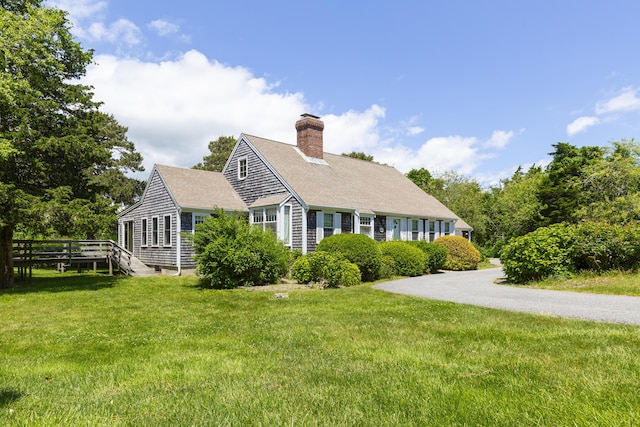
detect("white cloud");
top-left (322, 106), bottom-right (386, 155)
top-left (47, 0), bottom-right (107, 21)
top-left (85, 19), bottom-right (143, 46)
top-left (148, 19), bottom-right (180, 36)
top-left (484, 130), bottom-right (514, 149)
top-left (413, 136), bottom-right (480, 175)
top-left (407, 126), bottom-right (425, 136)
top-left (82, 49), bottom-right (511, 183)
top-left (566, 116), bottom-right (600, 136)
top-left (84, 50), bottom-right (311, 172)
top-left (596, 87), bottom-right (640, 114)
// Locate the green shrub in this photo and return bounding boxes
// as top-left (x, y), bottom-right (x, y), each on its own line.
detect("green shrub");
top-left (191, 209), bottom-right (289, 288)
top-left (291, 252), bottom-right (361, 288)
top-left (290, 256), bottom-right (312, 284)
top-left (407, 241), bottom-right (448, 273)
top-left (500, 224), bottom-right (575, 284)
top-left (434, 235), bottom-right (481, 271)
top-left (379, 241), bottom-right (426, 277)
top-left (316, 233), bottom-right (382, 281)
top-left (570, 221), bottom-right (640, 272)
top-left (378, 255), bottom-right (396, 279)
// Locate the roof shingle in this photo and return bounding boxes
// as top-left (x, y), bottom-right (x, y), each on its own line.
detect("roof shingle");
top-left (244, 134), bottom-right (460, 220)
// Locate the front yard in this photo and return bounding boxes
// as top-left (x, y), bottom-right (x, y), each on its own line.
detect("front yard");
top-left (1, 270), bottom-right (639, 426)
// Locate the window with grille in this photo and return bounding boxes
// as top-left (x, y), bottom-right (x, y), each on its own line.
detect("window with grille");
top-left (428, 221), bottom-right (435, 242)
top-left (238, 157), bottom-right (248, 180)
top-left (152, 217), bottom-right (159, 246)
top-left (163, 215), bottom-right (172, 246)
top-left (265, 207), bottom-right (277, 233)
top-left (411, 219), bottom-right (419, 241)
top-left (359, 216), bottom-right (372, 237)
top-left (141, 218), bottom-right (148, 246)
top-left (444, 222), bottom-right (451, 235)
top-left (323, 213), bottom-right (334, 238)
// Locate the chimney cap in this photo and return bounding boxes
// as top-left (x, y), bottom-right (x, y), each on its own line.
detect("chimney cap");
top-left (300, 113), bottom-right (320, 119)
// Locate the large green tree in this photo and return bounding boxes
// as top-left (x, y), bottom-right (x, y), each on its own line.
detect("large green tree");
top-left (0, 1), bottom-right (143, 287)
top-left (192, 135), bottom-right (236, 171)
top-left (485, 166), bottom-right (545, 252)
top-left (576, 139), bottom-right (640, 224)
top-left (538, 142), bottom-right (605, 225)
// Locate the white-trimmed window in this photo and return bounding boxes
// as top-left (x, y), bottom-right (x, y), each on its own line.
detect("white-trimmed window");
top-left (359, 215), bottom-right (373, 238)
top-left (163, 214), bottom-right (172, 246)
top-left (252, 206), bottom-right (277, 234)
top-left (141, 218), bottom-right (148, 247)
top-left (252, 205), bottom-right (292, 245)
top-left (264, 207), bottom-right (277, 233)
top-left (444, 221), bottom-right (452, 236)
top-left (323, 213), bottom-right (335, 238)
top-left (238, 156), bottom-right (248, 180)
top-left (193, 213), bottom-right (206, 233)
top-left (411, 219), bottom-right (420, 241)
top-left (316, 211), bottom-right (341, 243)
top-left (152, 216), bottom-right (159, 246)
top-left (282, 205), bottom-right (291, 246)
top-left (428, 221), bottom-right (435, 242)
top-left (253, 209), bottom-right (264, 225)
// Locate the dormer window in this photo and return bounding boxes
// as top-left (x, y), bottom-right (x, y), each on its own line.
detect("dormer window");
top-left (238, 156), bottom-right (248, 180)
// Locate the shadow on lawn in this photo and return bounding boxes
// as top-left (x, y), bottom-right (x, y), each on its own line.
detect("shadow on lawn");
top-left (0, 388), bottom-right (24, 407)
top-left (3, 271), bottom-right (119, 294)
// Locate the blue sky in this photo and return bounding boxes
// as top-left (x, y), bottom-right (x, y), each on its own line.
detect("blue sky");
top-left (48, 0), bottom-right (640, 186)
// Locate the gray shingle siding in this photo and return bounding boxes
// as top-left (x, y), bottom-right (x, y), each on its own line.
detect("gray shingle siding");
top-left (180, 212), bottom-right (196, 269)
top-left (290, 199), bottom-right (304, 251)
top-left (307, 210), bottom-right (317, 252)
top-left (225, 139), bottom-right (288, 206)
top-left (119, 168), bottom-right (179, 268)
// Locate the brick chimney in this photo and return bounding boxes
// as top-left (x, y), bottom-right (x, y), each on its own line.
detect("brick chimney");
top-left (295, 113), bottom-right (324, 159)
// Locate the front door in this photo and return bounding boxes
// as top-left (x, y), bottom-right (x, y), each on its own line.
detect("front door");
top-left (124, 221), bottom-right (134, 252)
top-left (393, 218), bottom-right (401, 240)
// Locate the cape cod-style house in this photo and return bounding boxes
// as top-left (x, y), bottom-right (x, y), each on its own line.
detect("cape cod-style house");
top-left (118, 114), bottom-right (472, 273)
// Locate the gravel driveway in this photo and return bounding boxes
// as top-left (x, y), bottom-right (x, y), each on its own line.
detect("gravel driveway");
top-left (374, 267), bottom-right (640, 325)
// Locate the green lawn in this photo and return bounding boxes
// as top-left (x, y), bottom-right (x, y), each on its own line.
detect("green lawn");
top-left (1, 270), bottom-right (639, 426)
top-left (521, 271), bottom-right (640, 296)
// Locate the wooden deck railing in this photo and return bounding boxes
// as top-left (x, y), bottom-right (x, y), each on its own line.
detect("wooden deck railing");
top-left (12, 240), bottom-right (132, 281)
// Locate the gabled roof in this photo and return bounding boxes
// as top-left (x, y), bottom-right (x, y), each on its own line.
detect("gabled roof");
top-left (155, 164), bottom-right (247, 211)
top-left (243, 134), bottom-right (459, 220)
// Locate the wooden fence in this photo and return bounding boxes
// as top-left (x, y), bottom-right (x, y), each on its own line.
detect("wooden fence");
top-left (12, 240), bottom-right (132, 281)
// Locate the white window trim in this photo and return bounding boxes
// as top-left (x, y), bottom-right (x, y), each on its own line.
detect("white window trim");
top-left (238, 156), bottom-right (248, 180)
top-left (410, 218), bottom-right (421, 241)
top-left (281, 204), bottom-right (292, 247)
top-left (141, 218), bottom-right (148, 247)
top-left (356, 213), bottom-right (374, 239)
top-left (151, 216), bottom-right (159, 247)
top-left (192, 212), bottom-right (208, 234)
top-left (163, 214), bottom-right (172, 247)
top-left (316, 211), bottom-right (341, 244)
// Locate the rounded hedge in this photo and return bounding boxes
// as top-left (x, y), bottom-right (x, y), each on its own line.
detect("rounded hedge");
top-left (434, 235), bottom-right (481, 271)
top-left (378, 241), bottom-right (426, 277)
top-left (316, 233), bottom-right (382, 282)
top-left (407, 240), bottom-right (448, 273)
top-left (291, 251), bottom-right (361, 288)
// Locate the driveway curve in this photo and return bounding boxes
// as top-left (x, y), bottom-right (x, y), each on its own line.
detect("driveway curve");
top-left (374, 267), bottom-right (640, 325)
